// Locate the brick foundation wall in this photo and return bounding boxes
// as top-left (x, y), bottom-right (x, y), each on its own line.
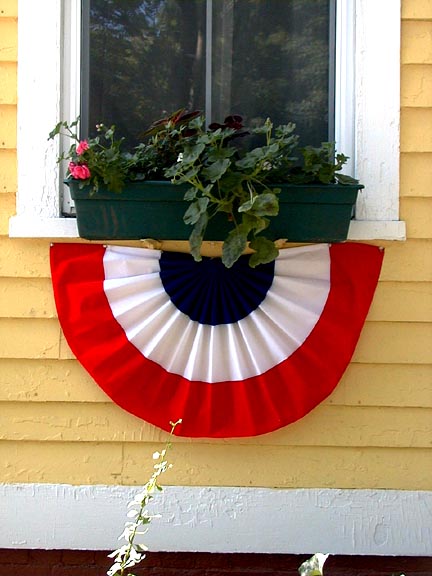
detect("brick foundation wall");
top-left (0, 550), bottom-right (431, 576)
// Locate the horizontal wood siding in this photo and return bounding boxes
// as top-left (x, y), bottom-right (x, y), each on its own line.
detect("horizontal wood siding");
top-left (0, 0), bottom-right (430, 493)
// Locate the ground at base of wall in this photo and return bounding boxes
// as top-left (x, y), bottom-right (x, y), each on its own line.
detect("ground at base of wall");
top-left (1, 550), bottom-right (432, 576)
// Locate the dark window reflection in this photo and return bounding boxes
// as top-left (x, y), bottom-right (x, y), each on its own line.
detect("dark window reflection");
top-left (86, 0), bottom-right (332, 148)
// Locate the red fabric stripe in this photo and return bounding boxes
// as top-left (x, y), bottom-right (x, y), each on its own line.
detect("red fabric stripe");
top-left (50, 243), bottom-right (383, 438)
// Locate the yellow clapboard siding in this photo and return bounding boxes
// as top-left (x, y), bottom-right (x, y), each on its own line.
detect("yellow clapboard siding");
top-left (402, 20), bottom-right (432, 64)
top-left (367, 281), bottom-right (432, 321)
top-left (0, 62), bottom-right (16, 105)
top-left (400, 152), bottom-right (432, 197)
top-left (401, 197), bottom-right (432, 238)
top-left (0, 440), bottom-right (429, 489)
top-left (0, 277), bottom-right (56, 318)
top-left (402, 64), bottom-right (432, 108)
top-left (59, 331), bottom-right (76, 360)
top-left (123, 443), bottom-right (432, 490)
top-left (0, 318), bottom-right (60, 358)
top-left (0, 441), bottom-right (124, 485)
top-left (403, 0), bottom-right (432, 19)
top-left (353, 321), bottom-right (432, 364)
top-left (380, 240), bottom-right (432, 282)
top-left (0, 105), bottom-right (16, 149)
top-left (2, 238), bottom-right (432, 280)
top-left (0, 359), bottom-right (108, 402)
top-left (401, 108), bottom-right (432, 153)
top-left (0, 238), bottom-right (51, 277)
top-left (333, 363), bottom-right (432, 407)
top-left (1, 402), bottom-right (431, 448)
top-left (0, 148), bottom-right (16, 193)
top-left (0, 440), bottom-right (430, 490)
top-left (0, 191), bottom-right (15, 235)
top-left (0, 359), bottom-right (430, 408)
top-left (0, 1), bottom-right (18, 18)
top-left (0, 18), bottom-right (17, 62)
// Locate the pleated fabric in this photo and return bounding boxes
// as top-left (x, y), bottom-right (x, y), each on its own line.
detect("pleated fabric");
top-left (50, 242), bottom-right (383, 438)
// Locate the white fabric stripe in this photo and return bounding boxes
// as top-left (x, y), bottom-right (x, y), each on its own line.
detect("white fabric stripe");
top-left (103, 245), bottom-right (331, 383)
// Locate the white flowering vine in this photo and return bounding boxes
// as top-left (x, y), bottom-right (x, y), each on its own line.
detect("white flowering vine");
top-left (298, 553), bottom-right (329, 576)
top-left (107, 419), bottom-right (182, 576)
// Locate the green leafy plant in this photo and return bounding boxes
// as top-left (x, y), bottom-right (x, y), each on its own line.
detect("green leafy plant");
top-left (107, 419), bottom-right (182, 576)
top-left (49, 110), bottom-right (358, 268)
top-left (49, 120), bottom-right (136, 194)
top-left (103, 425), bottom-right (406, 576)
top-left (298, 553), bottom-right (329, 575)
top-left (164, 116), bottom-right (299, 267)
top-left (297, 554), bottom-right (406, 576)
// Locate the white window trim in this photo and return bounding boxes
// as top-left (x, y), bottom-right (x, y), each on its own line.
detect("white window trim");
top-left (10, 0), bottom-right (405, 240)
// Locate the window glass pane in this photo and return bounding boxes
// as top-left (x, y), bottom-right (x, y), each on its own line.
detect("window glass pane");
top-left (212, 0), bottom-right (331, 146)
top-left (85, 0), bottom-right (332, 148)
top-left (86, 0), bottom-right (206, 147)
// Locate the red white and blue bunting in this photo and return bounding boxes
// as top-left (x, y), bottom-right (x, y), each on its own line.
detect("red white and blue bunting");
top-left (50, 243), bottom-right (383, 438)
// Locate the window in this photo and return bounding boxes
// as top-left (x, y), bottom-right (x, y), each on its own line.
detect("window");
top-left (10, 0), bottom-right (405, 241)
top-left (82, 0), bottom-right (334, 148)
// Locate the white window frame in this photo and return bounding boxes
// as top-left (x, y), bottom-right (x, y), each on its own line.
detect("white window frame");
top-left (9, 0), bottom-right (405, 240)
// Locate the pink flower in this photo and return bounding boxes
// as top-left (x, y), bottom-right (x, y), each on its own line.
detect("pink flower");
top-left (76, 140), bottom-right (90, 155)
top-left (69, 161), bottom-right (91, 180)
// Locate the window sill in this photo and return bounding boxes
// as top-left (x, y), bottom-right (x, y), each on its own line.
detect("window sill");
top-left (9, 216), bottom-right (406, 242)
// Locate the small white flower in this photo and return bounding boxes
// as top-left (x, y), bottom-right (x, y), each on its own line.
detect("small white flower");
top-left (177, 153), bottom-right (184, 162)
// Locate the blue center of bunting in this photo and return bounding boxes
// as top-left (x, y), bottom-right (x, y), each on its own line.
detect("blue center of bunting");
top-left (159, 252), bottom-right (275, 325)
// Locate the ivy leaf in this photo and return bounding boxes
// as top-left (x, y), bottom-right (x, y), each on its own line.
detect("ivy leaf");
top-left (206, 146), bottom-right (237, 162)
top-left (174, 166), bottom-right (200, 184)
top-left (239, 192), bottom-right (279, 217)
top-left (189, 212), bottom-right (208, 262)
top-left (183, 186), bottom-right (198, 201)
top-left (238, 197), bottom-right (254, 212)
top-left (181, 142), bottom-right (205, 165)
top-left (183, 197), bottom-right (209, 225)
top-left (218, 171), bottom-right (244, 191)
top-left (335, 173), bottom-right (359, 185)
top-left (235, 148), bottom-right (266, 170)
top-left (249, 237), bottom-right (279, 268)
top-left (202, 159), bottom-right (231, 182)
top-left (242, 212), bottom-right (270, 235)
top-left (222, 227), bottom-right (248, 268)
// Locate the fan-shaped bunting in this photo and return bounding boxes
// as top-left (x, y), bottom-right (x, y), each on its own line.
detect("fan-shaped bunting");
top-left (50, 242), bottom-right (383, 437)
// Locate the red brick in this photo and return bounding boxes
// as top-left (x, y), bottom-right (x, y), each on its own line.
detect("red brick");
top-left (1, 549), bottom-right (432, 576)
top-left (0, 549), bottom-right (29, 564)
top-left (0, 564), bottom-right (54, 576)
top-left (61, 550), bottom-right (96, 565)
top-left (28, 549), bottom-right (62, 564)
top-left (52, 565), bottom-right (101, 576)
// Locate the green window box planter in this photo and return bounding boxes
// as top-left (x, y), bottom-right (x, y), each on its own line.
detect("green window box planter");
top-left (67, 179), bottom-right (362, 242)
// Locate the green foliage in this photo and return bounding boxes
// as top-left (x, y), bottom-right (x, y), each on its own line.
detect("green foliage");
top-left (50, 111), bottom-right (357, 268)
top-left (107, 419), bottom-right (182, 576)
top-left (159, 114), bottom-right (355, 268)
top-left (288, 143), bottom-right (358, 186)
top-left (298, 553), bottom-right (329, 576)
top-left (49, 121), bottom-right (134, 194)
